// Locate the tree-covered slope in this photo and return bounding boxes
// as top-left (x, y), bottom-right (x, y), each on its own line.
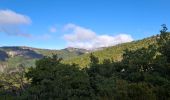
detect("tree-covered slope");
top-left (35, 47), bottom-right (90, 60)
top-left (63, 36), bottom-right (158, 67)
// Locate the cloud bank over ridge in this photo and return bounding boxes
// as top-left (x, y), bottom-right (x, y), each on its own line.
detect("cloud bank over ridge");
top-left (64, 23), bottom-right (133, 49)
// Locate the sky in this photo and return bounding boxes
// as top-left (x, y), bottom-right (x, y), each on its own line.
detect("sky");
top-left (0, 0), bottom-right (170, 50)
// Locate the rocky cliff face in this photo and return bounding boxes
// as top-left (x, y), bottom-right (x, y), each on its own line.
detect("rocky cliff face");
top-left (7, 51), bottom-right (18, 57)
top-left (0, 47), bottom-right (44, 59)
top-left (7, 50), bottom-right (43, 58)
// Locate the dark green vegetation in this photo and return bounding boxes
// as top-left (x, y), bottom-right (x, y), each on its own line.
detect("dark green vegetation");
top-left (0, 25), bottom-right (170, 100)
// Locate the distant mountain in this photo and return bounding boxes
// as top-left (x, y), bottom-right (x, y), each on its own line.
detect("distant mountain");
top-left (34, 47), bottom-right (91, 59)
top-left (0, 35), bottom-right (159, 70)
top-left (0, 46), bottom-right (43, 59)
top-left (0, 46), bottom-right (91, 71)
top-left (63, 47), bottom-right (90, 54)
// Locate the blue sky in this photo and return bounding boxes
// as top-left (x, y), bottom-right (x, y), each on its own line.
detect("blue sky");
top-left (0, 0), bottom-right (169, 49)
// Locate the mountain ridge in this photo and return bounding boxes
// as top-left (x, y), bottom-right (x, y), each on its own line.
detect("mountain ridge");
top-left (0, 46), bottom-right (91, 71)
top-left (63, 36), bottom-right (158, 67)
top-left (0, 35), bottom-right (158, 70)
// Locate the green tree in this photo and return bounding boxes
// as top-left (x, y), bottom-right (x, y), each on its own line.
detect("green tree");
top-left (23, 54), bottom-right (94, 100)
top-left (0, 64), bottom-right (28, 100)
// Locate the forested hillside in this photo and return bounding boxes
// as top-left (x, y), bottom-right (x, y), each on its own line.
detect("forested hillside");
top-left (0, 26), bottom-right (170, 100)
top-left (64, 36), bottom-right (158, 67)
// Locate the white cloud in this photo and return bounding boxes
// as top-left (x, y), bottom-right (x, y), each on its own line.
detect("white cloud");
top-left (64, 23), bottom-right (133, 49)
top-left (0, 9), bottom-right (31, 37)
top-left (0, 9), bottom-right (31, 25)
top-left (49, 26), bottom-right (57, 33)
top-left (64, 24), bottom-right (96, 42)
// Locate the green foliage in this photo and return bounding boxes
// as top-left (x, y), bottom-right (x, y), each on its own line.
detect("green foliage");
top-left (90, 53), bottom-right (99, 65)
top-left (64, 36), bottom-right (157, 67)
top-left (22, 55), bottom-right (94, 100)
top-left (35, 47), bottom-right (87, 60)
top-left (7, 56), bottom-right (36, 68)
top-left (0, 64), bottom-right (29, 99)
top-left (127, 83), bottom-right (156, 100)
